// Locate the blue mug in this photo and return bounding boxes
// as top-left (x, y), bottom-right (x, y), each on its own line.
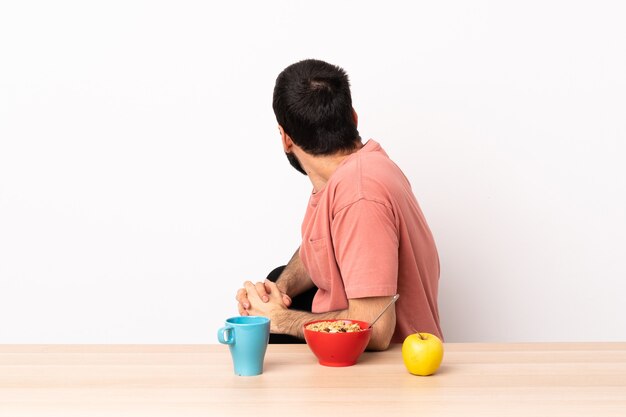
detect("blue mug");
top-left (217, 316), bottom-right (270, 376)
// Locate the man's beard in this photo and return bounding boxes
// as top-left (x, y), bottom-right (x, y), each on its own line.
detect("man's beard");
top-left (286, 152), bottom-right (307, 176)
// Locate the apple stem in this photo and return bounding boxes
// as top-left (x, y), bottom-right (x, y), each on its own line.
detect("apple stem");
top-left (416, 333), bottom-right (423, 340)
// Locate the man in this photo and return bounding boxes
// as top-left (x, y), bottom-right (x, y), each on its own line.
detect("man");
top-left (236, 59), bottom-right (442, 350)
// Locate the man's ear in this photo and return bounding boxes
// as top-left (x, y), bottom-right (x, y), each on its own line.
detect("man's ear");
top-left (352, 108), bottom-right (358, 127)
top-left (278, 125), bottom-right (293, 152)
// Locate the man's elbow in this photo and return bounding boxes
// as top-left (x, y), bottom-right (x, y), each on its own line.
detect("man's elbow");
top-left (366, 332), bottom-right (393, 351)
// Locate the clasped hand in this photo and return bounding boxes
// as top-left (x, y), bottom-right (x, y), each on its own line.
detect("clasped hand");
top-left (236, 280), bottom-right (292, 331)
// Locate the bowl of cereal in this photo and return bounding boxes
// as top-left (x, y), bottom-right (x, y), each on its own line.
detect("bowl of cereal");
top-left (303, 319), bottom-right (371, 367)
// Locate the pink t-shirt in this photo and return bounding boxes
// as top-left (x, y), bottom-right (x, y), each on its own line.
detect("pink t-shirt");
top-left (299, 140), bottom-right (442, 342)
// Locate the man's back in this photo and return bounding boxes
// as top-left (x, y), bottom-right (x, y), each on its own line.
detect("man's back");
top-left (300, 139), bottom-right (442, 342)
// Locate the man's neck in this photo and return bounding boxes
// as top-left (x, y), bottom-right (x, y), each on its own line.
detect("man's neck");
top-left (297, 142), bottom-right (364, 193)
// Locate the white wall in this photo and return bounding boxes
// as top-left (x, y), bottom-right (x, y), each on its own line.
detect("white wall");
top-left (1, 1), bottom-right (624, 343)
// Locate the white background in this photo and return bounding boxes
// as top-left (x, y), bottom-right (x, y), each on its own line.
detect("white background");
top-left (1, 1), bottom-right (625, 343)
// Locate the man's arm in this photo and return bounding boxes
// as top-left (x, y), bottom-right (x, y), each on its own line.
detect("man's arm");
top-left (236, 248), bottom-right (315, 315)
top-left (245, 280), bottom-right (396, 351)
top-left (274, 247), bottom-right (315, 298)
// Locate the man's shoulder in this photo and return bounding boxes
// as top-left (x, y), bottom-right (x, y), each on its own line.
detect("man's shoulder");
top-left (328, 149), bottom-right (408, 213)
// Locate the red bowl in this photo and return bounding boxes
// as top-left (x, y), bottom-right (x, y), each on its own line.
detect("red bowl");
top-left (303, 319), bottom-right (372, 367)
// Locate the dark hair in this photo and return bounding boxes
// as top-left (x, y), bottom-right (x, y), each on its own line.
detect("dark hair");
top-left (272, 59), bottom-right (360, 155)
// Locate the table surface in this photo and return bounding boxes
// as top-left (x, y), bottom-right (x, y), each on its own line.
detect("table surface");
top-left (1, 343), bottom-right (625, 417)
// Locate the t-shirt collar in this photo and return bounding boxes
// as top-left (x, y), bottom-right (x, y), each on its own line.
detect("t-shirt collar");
top-left (309, 139), bottom-right (379, 205)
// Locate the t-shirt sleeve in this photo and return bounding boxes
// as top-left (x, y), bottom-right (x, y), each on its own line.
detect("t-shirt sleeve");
top-left (330, 198), bottom-right (399, 299)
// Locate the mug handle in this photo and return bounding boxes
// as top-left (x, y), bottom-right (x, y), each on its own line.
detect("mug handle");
top-left (217, 325), bottom-right (234, 344)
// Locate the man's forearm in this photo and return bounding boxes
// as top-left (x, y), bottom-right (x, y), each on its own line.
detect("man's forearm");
top-left (273, 308), bottom-right (347, 339)
top-left (272, 296), bottom-right (396, 351)
top-left (275, 248), bottom-right (315, 298)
